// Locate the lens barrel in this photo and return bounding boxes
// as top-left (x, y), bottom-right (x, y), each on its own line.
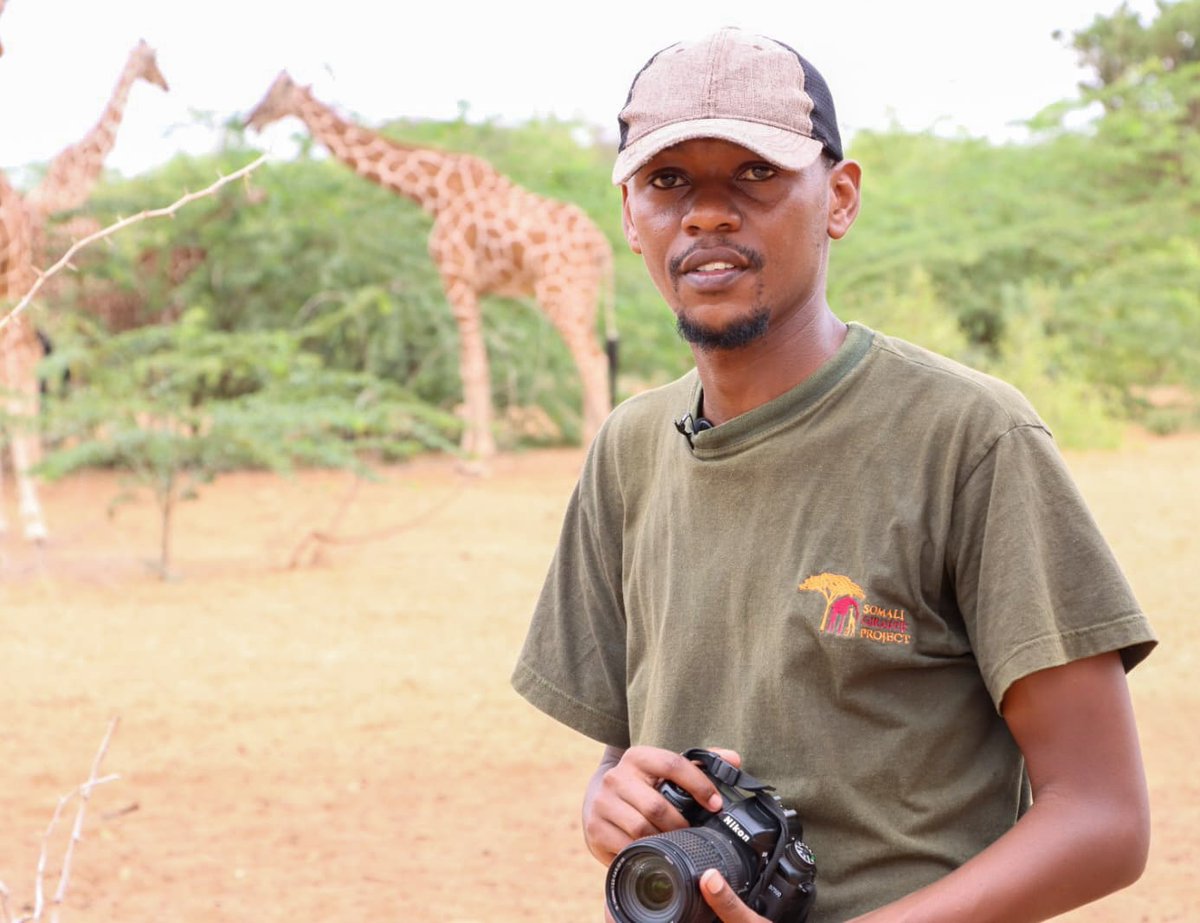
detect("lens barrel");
top-left (606, 827), bottom-right (754, 923)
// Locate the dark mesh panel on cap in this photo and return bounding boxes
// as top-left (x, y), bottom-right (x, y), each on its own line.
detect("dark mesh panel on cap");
top-left (775, 41), bottom-right (843, 162)
top-left (618, 44), bottom-right (677, 152)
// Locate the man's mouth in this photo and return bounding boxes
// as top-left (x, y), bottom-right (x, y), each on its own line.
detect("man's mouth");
top-left (672, 247), bottom-right (758, 293)
top-left (671, 244), bottom-right (762, 287)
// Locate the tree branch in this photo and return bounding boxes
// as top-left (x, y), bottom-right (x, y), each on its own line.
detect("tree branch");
top-left (47, 717), bottom-right (121, 923)
top-left (0, 155), bottom-right (267, 333)
top-left (25, 718), bottom-right (121, 923)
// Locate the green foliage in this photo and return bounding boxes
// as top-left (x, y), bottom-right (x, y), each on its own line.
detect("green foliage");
top-left (1062, 0), bottom-right (1200, 93)
top-left (43, 114), bottom-right (694, 435)
top-left (832, 0), bottom-right (1199, 445)
top-left (38, 307), bottom-right (459, 576)
top-left (29, 0), bottom-right (1200, 472)
top-left (981, 283), bottom-right (1125, 449)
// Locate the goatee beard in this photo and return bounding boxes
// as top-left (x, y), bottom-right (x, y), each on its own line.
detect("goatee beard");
top-left (677, 307), bottom-right (771, 352)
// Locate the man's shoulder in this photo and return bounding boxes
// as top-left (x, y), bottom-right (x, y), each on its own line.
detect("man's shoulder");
top-left (575, 370), bottom-right (697, 499)
top-left (862, 328), bottom-right (1045, 429)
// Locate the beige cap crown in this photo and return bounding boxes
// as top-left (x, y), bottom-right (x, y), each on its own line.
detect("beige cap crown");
top-left (613, 27), bottom-right (843, 185)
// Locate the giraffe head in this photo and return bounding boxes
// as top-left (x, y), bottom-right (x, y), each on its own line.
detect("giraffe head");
top-left (131, 38), bottom-right (170, 92)
top-left (243, 71), bottom-right (305, 132)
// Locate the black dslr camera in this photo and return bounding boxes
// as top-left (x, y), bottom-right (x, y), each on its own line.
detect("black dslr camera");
top-left (605, 748), bottom-right (816, 923)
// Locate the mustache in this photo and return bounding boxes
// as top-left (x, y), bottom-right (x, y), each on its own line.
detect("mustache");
top-left (668, 240), bottom-right (764, 280)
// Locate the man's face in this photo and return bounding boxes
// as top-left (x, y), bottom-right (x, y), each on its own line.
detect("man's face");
top-left (621, 138), bottom-right (853, 352)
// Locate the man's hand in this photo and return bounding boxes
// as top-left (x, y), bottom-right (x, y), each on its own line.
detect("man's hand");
top-left (699, 870), bottom-right (771, 922)
top-left (583, 744), bottom-right (742, 864)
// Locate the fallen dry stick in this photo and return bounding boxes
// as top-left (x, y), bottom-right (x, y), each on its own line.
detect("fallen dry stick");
top-left (0, 717), bottom-right (121, 923)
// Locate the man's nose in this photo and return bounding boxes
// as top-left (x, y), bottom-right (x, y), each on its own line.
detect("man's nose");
top-left (683, 188), bottom-right (742, 234)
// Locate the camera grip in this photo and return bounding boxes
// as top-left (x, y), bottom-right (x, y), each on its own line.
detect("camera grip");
top-left (755, 840), bottom-right (817, 923)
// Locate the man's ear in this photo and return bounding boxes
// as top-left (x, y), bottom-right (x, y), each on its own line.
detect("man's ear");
top-left (827, 160), bottom-right (862, 241)
top-left (621, 185), bottom-right (642, 254)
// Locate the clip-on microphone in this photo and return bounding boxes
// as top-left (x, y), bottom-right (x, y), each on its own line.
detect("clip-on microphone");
top-left (674, 412), bottom-right (714, 449)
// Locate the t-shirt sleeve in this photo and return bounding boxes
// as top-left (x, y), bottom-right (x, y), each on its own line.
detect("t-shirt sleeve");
top-left (948, 424), bottom-right (1157, 710)
top-left (511, 452), bottom-right (631, 747)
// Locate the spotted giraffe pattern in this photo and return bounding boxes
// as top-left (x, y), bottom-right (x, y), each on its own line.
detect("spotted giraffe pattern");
top-left (0, 39), bottom-right (166, 543)
top-left (0, 171), bottom-right (48, 541)
top-left (245, 72), bottom-right (617, 459)
top-left (25, 40), bottom-right (169, 219)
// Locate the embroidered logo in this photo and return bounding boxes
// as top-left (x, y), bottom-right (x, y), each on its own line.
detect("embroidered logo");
top-left (797, 572), bottom-right (912, 646)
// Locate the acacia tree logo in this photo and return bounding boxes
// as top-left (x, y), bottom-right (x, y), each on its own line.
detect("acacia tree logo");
top-left (797, 573), bottom-right (866, 637)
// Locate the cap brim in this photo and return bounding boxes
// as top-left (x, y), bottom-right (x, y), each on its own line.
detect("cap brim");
top-left (612, 118), bottom-right (825, 185)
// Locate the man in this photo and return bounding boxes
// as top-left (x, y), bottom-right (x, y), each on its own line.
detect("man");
top-left (512, 27), bottom-right (1156, 922)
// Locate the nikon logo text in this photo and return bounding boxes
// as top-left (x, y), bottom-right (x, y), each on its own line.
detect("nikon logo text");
top-left (721, 814), bottom-right (750, 843)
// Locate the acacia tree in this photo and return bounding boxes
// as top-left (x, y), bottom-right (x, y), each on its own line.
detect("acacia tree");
top-left (39, 308), bottom-right (458, 578)
top-left (797, 574), bottom-right (866, 636)
top-left (1062, 0), bottom-right (1200, 108)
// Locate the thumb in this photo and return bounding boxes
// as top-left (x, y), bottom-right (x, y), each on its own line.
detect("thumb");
top-left (700, 869), bottom-right (765, 922)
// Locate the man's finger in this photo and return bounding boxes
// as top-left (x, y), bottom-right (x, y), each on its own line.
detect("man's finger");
top-left (700, 869), bottom-right (767, 922)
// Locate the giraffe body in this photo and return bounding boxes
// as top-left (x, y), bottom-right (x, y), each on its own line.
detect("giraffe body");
top-left (0, 40), bottom-right (169, 542)
top-left (0, 173), bottom-right (48, 541)
top-left (246, 72), bottom-right (617, 459)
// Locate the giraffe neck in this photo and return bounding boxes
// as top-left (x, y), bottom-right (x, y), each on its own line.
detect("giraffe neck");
top-left (0, 173), bottom-right (34, 298)
top-left (292, 89), bottom-right (491, 216)
top-left (26, 59), bottom-right (141, 216)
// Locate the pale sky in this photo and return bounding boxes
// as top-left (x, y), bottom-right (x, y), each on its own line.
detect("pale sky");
top-left (0, 0), bottom-right (1161, 183)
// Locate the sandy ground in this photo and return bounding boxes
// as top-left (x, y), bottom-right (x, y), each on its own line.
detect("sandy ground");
top-left (0, 434), bottom-right (1196, 922)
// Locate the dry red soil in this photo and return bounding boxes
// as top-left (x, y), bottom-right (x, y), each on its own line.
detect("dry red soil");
top-left (0, 436), bottom-right (1196, 922)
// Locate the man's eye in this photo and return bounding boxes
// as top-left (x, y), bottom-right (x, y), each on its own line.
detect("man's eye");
top-left (740, 164), bottom-right (776, 181)
top-left (649, 172), bottom-right (686, 189)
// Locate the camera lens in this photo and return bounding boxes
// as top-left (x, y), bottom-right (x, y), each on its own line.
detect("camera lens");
top-left (608, 847), bottom-right (690, 923)
top-left (629, 856), bottom-right (679, 914)
top-left (606, 827), bottom-right (753, 923)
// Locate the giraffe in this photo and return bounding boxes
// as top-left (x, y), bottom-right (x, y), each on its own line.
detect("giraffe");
top-left (25, 39), bottom-right (169, 219)
top-left (0, 170), bottom-right (48, 541)
top-left (0, 40), bottom-right (168, 543)
top-left (244, 72), bottom-right (618, 459)
top-left (22, 38), bottom-right (168, 390)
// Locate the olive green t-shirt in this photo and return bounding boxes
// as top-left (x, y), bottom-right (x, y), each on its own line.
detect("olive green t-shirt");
top-left (512, 323), bottom-right (1156, 921)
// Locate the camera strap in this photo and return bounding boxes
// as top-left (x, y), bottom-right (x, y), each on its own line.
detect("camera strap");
top-left (682, 749), bottom-right (792, 909)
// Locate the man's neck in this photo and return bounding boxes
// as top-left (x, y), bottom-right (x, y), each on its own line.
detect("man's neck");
top-left (693, 309), bottom-right (848, 426)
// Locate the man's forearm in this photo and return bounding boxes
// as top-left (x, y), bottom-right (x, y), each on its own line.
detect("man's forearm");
top-left (849, 787), bottom-right (1147, 922)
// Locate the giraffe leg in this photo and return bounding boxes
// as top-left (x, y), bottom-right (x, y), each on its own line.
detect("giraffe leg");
top-left (2, 321), bottom-right (48, 542)
top-left (442, 279), bottom-right (496, 460)
top-left (9, 429), bottom-right (46, 542)
top-left (0, 442), bottom-right (8, 536)
top-left (537, 286), bottom-right (612, 447)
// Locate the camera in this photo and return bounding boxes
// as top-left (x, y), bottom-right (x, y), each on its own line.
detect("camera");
top-left (605, 748), bottom-right (816, 923)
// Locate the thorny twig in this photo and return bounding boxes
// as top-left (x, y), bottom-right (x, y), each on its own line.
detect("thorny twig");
top-left (47, 717), bottom-right (120, 923)
top-left (0, 718), bottom-right (121, 923)
top-left (0, 155), bottom-right (267, 333)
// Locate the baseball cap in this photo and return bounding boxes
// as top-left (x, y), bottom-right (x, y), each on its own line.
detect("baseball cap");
top-left (612, 27), bottom-right (844, 185)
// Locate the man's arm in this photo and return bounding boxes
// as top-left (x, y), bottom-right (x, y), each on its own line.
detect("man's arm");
top-left (847, 650), bottom-right (1149, 922)
top-left (683, 652), bottom-right (1150, 923)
